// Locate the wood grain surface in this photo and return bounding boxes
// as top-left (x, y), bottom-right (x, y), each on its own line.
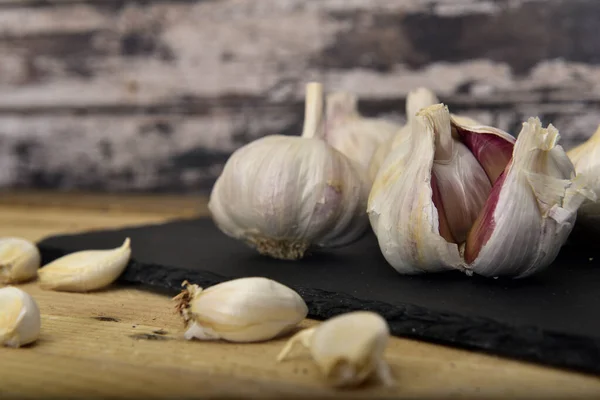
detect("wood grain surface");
top-left (1, 0), bottom-right (600, 192)
top-left (0, 191), bottom-right (600, 399)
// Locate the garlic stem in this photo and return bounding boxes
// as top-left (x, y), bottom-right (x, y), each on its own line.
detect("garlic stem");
top-left (301, 82), bottom-right (324, 139)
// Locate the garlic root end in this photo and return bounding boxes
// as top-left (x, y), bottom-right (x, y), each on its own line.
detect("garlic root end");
top-left (246, 236), bottom-right (309, 260)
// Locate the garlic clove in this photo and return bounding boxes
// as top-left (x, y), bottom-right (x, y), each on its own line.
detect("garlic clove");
top-left (277, 311), bottom-right (393, 388)
top-left (0, 238), bottom-right (41, 284)
top-left (324, 91), bottom-right (402, 176)
top-left (174, 277), bottom-right (308, 343)
top-left (37, 238), bottom-right (131, 292)
top-left (464, 119), bottom-right (595, 278)
top-left (209, 82), bottom-right (369, 260)
top-left (0, 286), bottom-right (41, 348)
top-left (368, 104), bottom-right (593, 278)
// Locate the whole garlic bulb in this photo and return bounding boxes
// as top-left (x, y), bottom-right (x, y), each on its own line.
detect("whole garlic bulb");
top-left (174, 277), bottom-right (308, 343)
top-left (368, 104), bottom-right (594, 278)
top-left (367, 87), bottom-right (440, 182)
top-left (0, 237), bottom-right (41, 284)
top-left (277, 311), bottom-right (393, 388)
top-left (209, 82), bottom-right (369, 260)
top-left (323, 91), bottom-right (401, 178)
top-left (0, 286), bottom-right (41, 348)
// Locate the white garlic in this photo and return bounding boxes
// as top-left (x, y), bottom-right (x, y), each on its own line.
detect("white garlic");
top-left (37, 238), bottom-right (131, 292)
top-left (0, 237), bottom-right (41, 284)
top-left (367, 87), bottom-right (440, 182)
top-left (323, 91), bottom-right (401, 178)
top-left (368, 88), bottom-right (483, 183)
top-left (368, 104), bottom-right (595, 278)
top-left (568, 125), bottom-right (600, 220)
top-left (0, 286), bottom-right (41, 348)
top-left (208, 82), bottom-right (369, 260)
top-left (174, 277), bottom-right (308, 343)
top-left (277, 311), bottom-right (393, 388)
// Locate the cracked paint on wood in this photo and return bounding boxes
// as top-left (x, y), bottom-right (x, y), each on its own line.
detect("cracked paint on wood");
top-left (0, 0), bottom-right (598, 192)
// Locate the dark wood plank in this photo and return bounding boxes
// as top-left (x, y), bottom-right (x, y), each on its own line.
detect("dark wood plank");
top-left (0, 0), bottom-right (599, 192)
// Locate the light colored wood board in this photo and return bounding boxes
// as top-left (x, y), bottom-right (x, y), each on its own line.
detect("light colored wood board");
top-left (0, 190), bottom-right (204, 215)
top-left (2, 282), bottom-right (600, 399)
top-left (0, 192), bottom-right (599, 398)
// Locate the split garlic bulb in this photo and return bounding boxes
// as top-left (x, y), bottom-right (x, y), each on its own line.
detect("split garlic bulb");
top-left (37, 238), bottom-right (131, 292)
top-left (0, 286), bottom-right (41, 348)
top-left (174, 277), bottom-right (308, 343)
top-left (0, 237), bottom-right (40, 284)
top-left (323, 91), bottom-right (401, 177)
top-left (277, 311), bottom-right (393, 388)
top-left (367, 87), bottom-right (440, 182)
top-left (209, 82), bottom-right (369, 260)
top-left (368, 104), bottom-right (594, 278)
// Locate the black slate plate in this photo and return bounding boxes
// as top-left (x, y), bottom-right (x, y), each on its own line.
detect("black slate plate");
top-left (37, 218), bottom-right (600, 375)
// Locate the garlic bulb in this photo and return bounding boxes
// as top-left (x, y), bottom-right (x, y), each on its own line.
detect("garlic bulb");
top-left (323, 91), bottom-right (401, 177)
top-left (0, 237), bottom-right (40, 284)
top-left (568, 125), bottom-right (600, 201)
top-left (208, 82), bottom-right (369, 260)
top-left (174, 277), bottom-right (308, 343)
top-left (368, 104), bottom-right (594, 278)
top-left (367, 87), bottom-right (440, 182)
top-left (277, 311), bottom-right (393, 388)
top-left (0, 286), bottom-right (41, 348)
top-left (37, 238), bottom-right (131, 292)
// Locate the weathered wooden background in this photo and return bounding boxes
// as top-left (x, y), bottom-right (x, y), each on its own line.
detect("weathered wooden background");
top-left (1, 0), bottom-right (599, 193)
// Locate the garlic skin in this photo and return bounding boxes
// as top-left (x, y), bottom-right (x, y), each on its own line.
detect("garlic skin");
top-left (209, 83), bottom-right (369, 260)
top-left (567, 125), bottom-right (600, 218)
top-left (37, 238), bottom-right (131, 292)
top-left (0, 238), bottom-right (41, 284)
top-left (368, 104), bottom-right (594, 278)
top-left (174, 277), bottom-right (308, 343)
top-left (0, 286), bottom-right (41, 348)
top-left (367, 87), bottom-right (440, 182)
top-left (277, 311), bottom-right (393, 388)
top-left (323, 91), bottom-right (401, 177)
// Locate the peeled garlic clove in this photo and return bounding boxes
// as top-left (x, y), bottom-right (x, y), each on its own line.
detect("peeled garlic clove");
top-left (174, 277), bottom-right (308, 343)
top-left (369, 104), bottom-right (594, 278)
top-left (0, 238), bottom-right (40, 284)
top-left (0, 286), bottom-right (41, 348)
top-left (323, 91), bottom-right (401, 177)
top-left (37, 238), bottom-right (131, 292)
top-left (277, 311), bottom-right (392, 388)
top-left (209, 82), bottom-right (369, 260)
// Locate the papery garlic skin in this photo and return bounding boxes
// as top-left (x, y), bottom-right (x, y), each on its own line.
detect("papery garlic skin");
top-left (0, 238), bottom-right (41, 284)
top-left (277, 311), bottom-right (393, 388)
top-left (37, 238), bottom-right (131, 292)
top-left (367, 88), bottom-right (440, 183)
top-left (0, 286), bottom-right (41, 348)
top-left (567, 125), bottom-right (600, 218)
top-left (175, 277), bottom-right (308, 343)
top-left (209, 83), bottom-right (369, 260)
top-left (368, 104), bottom-right (593, 278)
top-left (324, 91), bottom-right (401, 176)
